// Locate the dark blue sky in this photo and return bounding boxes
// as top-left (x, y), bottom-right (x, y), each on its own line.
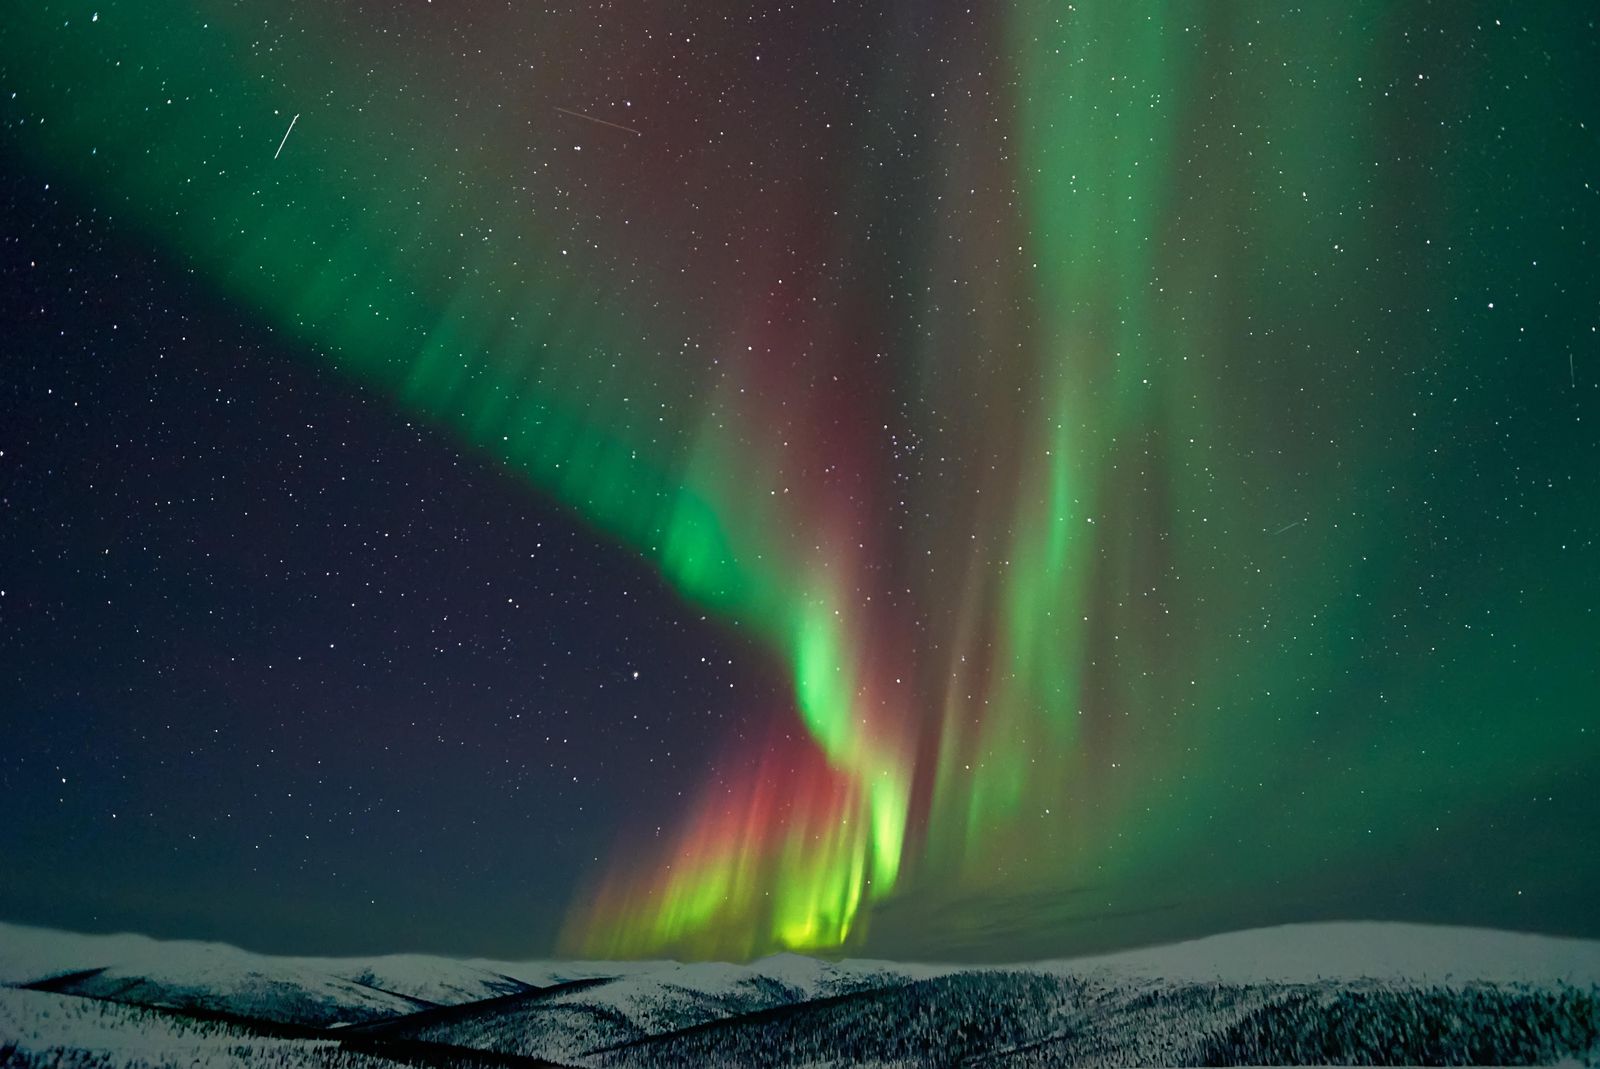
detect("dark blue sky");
top-left (0, 173), bottom-right (785, 955)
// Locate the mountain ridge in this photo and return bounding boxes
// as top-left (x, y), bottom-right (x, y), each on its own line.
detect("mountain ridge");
top-left (3, 919), bottom-right (1597, 1067)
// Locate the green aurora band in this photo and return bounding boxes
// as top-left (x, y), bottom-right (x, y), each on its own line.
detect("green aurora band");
top-left (5, 0), bottom-right (1594, 959)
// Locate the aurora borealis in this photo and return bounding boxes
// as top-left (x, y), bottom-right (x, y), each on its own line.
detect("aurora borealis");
top-left (2, 2), bottom-right (1596, 962)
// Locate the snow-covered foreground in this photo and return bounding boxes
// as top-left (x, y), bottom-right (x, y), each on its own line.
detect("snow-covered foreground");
top-left (0, 986), bottom-right (395, 1069)
top-left (1, 920), bottom-right (1596, 1067)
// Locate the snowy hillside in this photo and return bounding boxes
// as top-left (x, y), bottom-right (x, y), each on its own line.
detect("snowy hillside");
top-left (0, 986), bottom-right (406, 1069)
top-left (593, 968), bottom-right (1600, 1068)
top-left (349, 956), bottom-right (922, 1063)
top-left (1, 920), bottom-right (1597, 1067)
top-left (1054, 920), bottom-right (1600, 985)
top-left (0, 921), bottom-right (546, 1026)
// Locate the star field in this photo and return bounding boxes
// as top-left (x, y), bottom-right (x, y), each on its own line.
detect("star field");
top-left (2, 1), bottom-right (1597, 961)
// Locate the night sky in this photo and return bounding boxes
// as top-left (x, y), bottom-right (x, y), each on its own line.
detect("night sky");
top-left (2, 2), bottom-right (1597, 963)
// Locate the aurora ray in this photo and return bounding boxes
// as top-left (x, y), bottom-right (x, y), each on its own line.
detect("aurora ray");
top-left (5, 0), bottom-right (1594, 961)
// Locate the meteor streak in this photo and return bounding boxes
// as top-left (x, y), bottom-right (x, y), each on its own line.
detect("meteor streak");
top-left (554, 106), bottom-right (641, 136)
top-left (273, 113), bottom-right (299, 160)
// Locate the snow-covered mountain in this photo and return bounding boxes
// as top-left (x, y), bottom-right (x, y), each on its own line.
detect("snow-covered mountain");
top-left (1, 920), bottom-right (1597, 1067)
top-left (0, 921), bottom-right (551, 1025)
top-left (1055, 920), bottom-right (1600, 985)
top-left (342, 955), bottom-right (927, 1063)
